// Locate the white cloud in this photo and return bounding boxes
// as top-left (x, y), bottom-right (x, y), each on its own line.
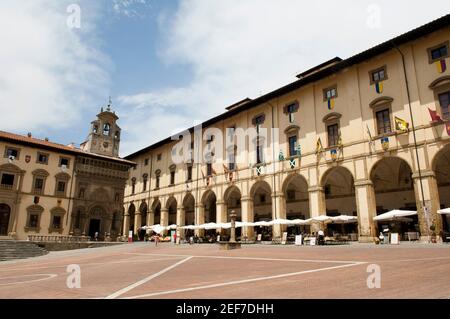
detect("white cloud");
top-left (0, 0), bottom-right (110, 137)
top-left (112, 0), bottom-right (150, 18)
top-left (118, 0), bottom-right (450, 156)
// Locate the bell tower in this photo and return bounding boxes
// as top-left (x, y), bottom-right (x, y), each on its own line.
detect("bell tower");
top-left (81, 98), bottom-right (121, 157)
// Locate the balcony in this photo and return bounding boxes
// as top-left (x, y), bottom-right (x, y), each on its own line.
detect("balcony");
top-left (0, 184), bottom-right (14, 191)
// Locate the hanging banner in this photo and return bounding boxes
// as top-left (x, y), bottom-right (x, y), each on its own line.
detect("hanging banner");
top-left (375, 81), bottom-right (383, 94)
top-left (436, 59), bottom-right (447, 73)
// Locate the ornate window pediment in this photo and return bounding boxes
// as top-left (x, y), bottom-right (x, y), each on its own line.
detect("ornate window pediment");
top-left (369, 96), bottom-right (394, 109)
top-left (429, 75), bottom-right (450, 90)
top-left (322, 112), bottom-right (342, 123)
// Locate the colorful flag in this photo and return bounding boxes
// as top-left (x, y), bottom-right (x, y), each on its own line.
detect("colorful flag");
top-left (375, 81), bottom-right (383, 94)
top-left (381, 137), bottom-right (389, 150)
top-left (327, 98), bottom-right (335, 110)
top-left (316, 138), bottom-right (323, 154)
top-left (256, 166), bottom-right (263, 175)
top-left (436, 59), bottom-right (447, 73)
top-left (289, 159), bottom-right (296, 169)
top-left (428, 108), bottom-right (442, 122)
top-left (394, 116), bottom-right (409, 132)
top-left (330, 149), bottom-right (338, 161)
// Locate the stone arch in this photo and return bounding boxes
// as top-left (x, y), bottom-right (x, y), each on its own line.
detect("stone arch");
top-left (151, 198), bottom-right (161, 225)
top-left (369, 156), bottom-right (418, 236)
top-left (128, 203), bottom-right (136, 231)
top-left (224, 185), bottom-right (242, 221)
top-left (320, 166), bottom-right (358, 238)
top-left (182, 193), bottom-right (195, 226)
top-left (431, 144), bottom-right (450, 218)
top-left (166, 196), bottom-right (177, 225)
top-left (139, 201), bottom-right (148, 227)
top-left (282, 173), bottom-right (310, 219)
top-left (250, 180), bottom-right (272, 222)
top-left (201, 189), bottom-right (217, 223)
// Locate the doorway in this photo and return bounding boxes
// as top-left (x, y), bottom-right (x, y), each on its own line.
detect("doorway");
top-left (0, 204), bottom-right (11, 236)
top-left (88, 219), bottom-right (101, 240)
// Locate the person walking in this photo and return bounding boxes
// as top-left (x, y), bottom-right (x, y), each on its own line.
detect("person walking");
top-left (155, 233), bottom-right (159, 247)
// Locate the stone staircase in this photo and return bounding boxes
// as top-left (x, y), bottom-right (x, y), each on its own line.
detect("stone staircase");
top-left (0, 240), bottom-right (48, 262)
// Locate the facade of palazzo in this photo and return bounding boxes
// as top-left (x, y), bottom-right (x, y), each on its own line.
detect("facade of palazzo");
top-left (123, 15), bottom-right (450, 242)
top-left (0, 104), bottom-right (134, 241)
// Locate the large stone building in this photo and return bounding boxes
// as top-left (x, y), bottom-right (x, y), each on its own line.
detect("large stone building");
top-left (0, 104), bottom-right (134, 241)
top-left (123, 15), bottom-right (450, 242)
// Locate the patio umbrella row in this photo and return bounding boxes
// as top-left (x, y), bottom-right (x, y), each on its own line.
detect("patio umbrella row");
top-left (141, 215), bottom-right (359, 233)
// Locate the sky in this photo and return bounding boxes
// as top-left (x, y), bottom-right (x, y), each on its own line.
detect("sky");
top-left (1, 0), bottom-right (450, 157)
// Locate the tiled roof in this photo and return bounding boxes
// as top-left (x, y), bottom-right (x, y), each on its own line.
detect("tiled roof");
top-left (0, 130), bottom-right (135, 165)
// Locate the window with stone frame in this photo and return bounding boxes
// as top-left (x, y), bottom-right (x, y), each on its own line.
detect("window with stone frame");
top-left (49, 208), bottom-right (65, 233)
top-left (143, 173), bottom-right (148, 191)
top-left (283, 101), bottom-right (299, 124)
top-left (25, 205), bottom-right (44, 232)
top-left (4, 146), bottom-right (20, 160)
top-left (427, 41), bottom-right (449, 63)
top-left (169, 165), bottom-right (176, 185)
top-left (369, 66), bottom-right (388, 84)
top-left (375, 108), bottom-right (392, 135)
top-left (54, 173), bottom-right (70, 197)
top-left (131, 177), bottom-right (137, 194)
top-left (36, 152), bottom-right (49, 165)
top-left (31, 169), bottom-right (49, 195)
top-left (438, 91), bottom-right (450, 119)
top-left (186, 163), bottom-right (193, 182)
top-left (154, 170), bottom-right (161, 189)
top-left (322, 113), bottom-right (342, 148)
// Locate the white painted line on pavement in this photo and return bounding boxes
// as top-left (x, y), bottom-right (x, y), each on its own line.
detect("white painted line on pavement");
top-left (105, 256), bottom-right (193, 299)
top-left (123, 262), bottom-right (366, 299)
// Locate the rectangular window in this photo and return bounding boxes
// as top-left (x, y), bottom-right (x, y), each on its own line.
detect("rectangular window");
top-left (57, 181), bottom-right (66, 194)
top-left (323, 86), bottom-right (338, 101)
top-left (187, 165), bottom-right (193, 181)
top-left (157, 154), bottom-right (162, 161)
top-left (155, 176), bottom-right (160, 189)
top-left (254, 115), bottom-right (265, 134)
top-left (170, 171), bottom-right (175, 185)
top-left (34, 178), bottom-right (44, 192)
top-left (430, 44), bottom-right (449, 62)
top-left (144, 158), bottom-right (149, 166)
top-left (256, 145), bottom-right (264, 164)
top-left (59, 157), bottom-right (70, 168)
top-left (29, 214), bottom-right (39, 228)
top-left (37, 152), bottom-right (49, 164)
top-left (228, 152), bottom-right (235, 171)
top-left (5, 147), bottom-right (19, 159)
top-left (327, 124), bottom-right (339, 147)
top-left (370, 66), bottom-right (387, 84)
top-left (52, 216), bottom-right (61, 229)
top-left (375, 109), bottom-right (392, 134)
top-left (288, 135), bottom-right (297, 157)
top-left (1, 174), bottom-right (14, 186)
top-left (438, 91), bottom-right (450, 119)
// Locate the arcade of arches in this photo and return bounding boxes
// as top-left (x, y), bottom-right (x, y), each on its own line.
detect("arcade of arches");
top-left (123, 147), bottom-right (450, 242)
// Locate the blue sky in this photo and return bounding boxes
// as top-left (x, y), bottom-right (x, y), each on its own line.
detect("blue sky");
top-left (1, 0), bottom-right (450, 157)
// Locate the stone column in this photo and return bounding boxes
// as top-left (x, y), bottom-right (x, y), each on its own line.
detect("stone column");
top-left (412, 171), bottom-right (442, 242)
top-left (216, 200), bottom-right (226, 235)
top-left (195, 203), bottom-right (205, 237)
top-left (147, 209), bottom-right (154, 226)
top-left (123, 213), bottom-right (130, 237)
top-left (176, 206), bottom-right (185, 239)
top-left (241, 197), bottom-right (254, 240)
top-left (354, 179), bottom-right (378, 242)
top-left (134, 212), bottom-right (142, 235)
top-left (308, 186), bottom-right (326, 233)
top-left (271, 193), bottom-right (286, 239)
top-left (160, 208), bottom-right (169, 236)
top-left (82, 215), bottom-right (90, 236)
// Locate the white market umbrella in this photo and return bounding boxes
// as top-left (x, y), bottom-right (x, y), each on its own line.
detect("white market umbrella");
top-left (151, 225), bottom-right (166, 234)
top-left (330, 215), bottom-right (358, 224)
top-left (438, 208), bottom-right (450, 215)
top-left (254, 220), bottom-right (273, 227)
top-left (202, 222), bottom-right (220, 230)
top-left (373, 210), bottom-right (417, 222)
top-left (306, 215), bottom-right (332, 224)
top-left (166, 224), bottom-right (177, 230)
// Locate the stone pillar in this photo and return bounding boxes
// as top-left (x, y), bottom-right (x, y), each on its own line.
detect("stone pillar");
top-left (271, 193), bottom-right (286, 239)
top-left (354, 180), bottom-right (378, 242)
top-left (241, 197), bottom-right (254, 240)
top-left (160, 208), bottom-right (169, 236)
top-left (412, 171), bottom-right (442, 242)
top-left (176, 206), bottom-right (185, 239)
top-left (82, 215), bottom-right (89, 236)
top-left (308, 186), bottom-right (326, 233)
top-left (147, 209), bottom-right (154, 227)
top-left (123, 213), bottom-right (130, 237)
top-left (216, 200), bottom-right (226, 235)
top-left (195, 203), bottom-right (205, 237)
top-left (134, 212), bottom-right (142, 235)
